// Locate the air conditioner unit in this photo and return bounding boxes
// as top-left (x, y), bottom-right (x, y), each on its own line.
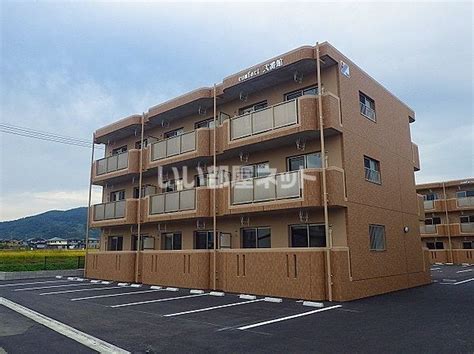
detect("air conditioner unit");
top-left (198, 106), bottom-right (207, 116)
top-left (296, 138), bottom-right (306, 151)
top-left (240, 216), bottom-right (250, 226)
top-left (239, 92), bottom-right (248, 102)
top-left (161, 119), bottom-right (169, 128)
top-left (239, 151), bottom-right (249, 163)
top-left (299, 210), bottom-right (309, 223)
top-left (196, 219), bottom-right (206, 229)
top-left (293, 71), bottom-right (303, 83)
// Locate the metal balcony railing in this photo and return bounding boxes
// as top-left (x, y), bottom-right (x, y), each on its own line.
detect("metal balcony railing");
top-left (359, 102), bottom-right (376, 121)
top-left (460, 223), bottom-right (474, 233)
top-left (93, 200), bottom-right (126, 221)
top-left (230, 99), bottom-right (298, 140)
top-left (457, 196), bottom-right (474, 207)
top-left (232, 171), bottom-right (301, 205)
top-left (423, 200), bottom-right (435, 210)
top-left (150, 131), bottom-right (196, 161)
top-left (96, 152), bottom-right (128, 175)
top-left (149, 189), bottom-right (196, 214)
top-left (420, 224), bottom-right (437, 234)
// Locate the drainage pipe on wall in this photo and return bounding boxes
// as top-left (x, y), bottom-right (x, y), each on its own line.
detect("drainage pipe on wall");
top-left (84, 133), bottom-right (96, 276)
top-left (212, 84), bottom-right (217, 291)
top-left (134, 113), bottom-right (145, 283)
top-left (316, 42), bottom-right (333, 302)
top-left (442, 182), bottom-right (453, 263)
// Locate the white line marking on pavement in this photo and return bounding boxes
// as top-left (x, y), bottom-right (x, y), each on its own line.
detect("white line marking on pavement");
top-left (163, 299), bottom-right (264, 317)
top-left (111, 293), bottom-right (208, 308)
top-left (431, 268), bottom-right (441, 270)
top-left (453, 278), bottom-right (474, 285)
top-left (237, 305), bottom-right (342, 330)
top-left (456, 269), bottom-right (473, 273)
top-left (0, 297), bottom-right (129, 353)
top-left (71, 289), bottom-right (163, 301)
top-left (0, 280), bottom-right (69, 288)
top-left (14, 283), bottom-right (99, 292)
top-left (40, 286), bottom-right (122, 296)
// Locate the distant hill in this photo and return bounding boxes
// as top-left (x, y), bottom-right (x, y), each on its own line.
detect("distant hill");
top-left (0, 207), bottom-right (99, 240)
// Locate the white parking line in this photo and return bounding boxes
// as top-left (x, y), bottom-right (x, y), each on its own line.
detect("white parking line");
top-left (163, 299), bottom-right (265, 317)
top-left (456, 269), bottom-right (473, 273)
top-left (0, 297), bottom-right (129, 353)
top-left (111, 293), bottom-right (208, 308)
top-left (40, 286), bottom-right (122, 296)
top-left (237, 305), bottom-right (342, 330)
top-left (14, 283), bottom-right (99, 292)
top-left (0, 280), bottom-right (69, 288)
top-left (71, 289), bottom-right (164, 301)
top-left (440, 278), bottom-right (474, 285)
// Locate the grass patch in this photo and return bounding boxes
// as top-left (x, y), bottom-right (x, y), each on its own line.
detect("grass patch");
top-left (0, 250), bottom-right (87, 272)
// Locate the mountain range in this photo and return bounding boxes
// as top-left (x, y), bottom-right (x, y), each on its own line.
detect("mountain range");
top-left (0, 207), bottom-right (99, 240)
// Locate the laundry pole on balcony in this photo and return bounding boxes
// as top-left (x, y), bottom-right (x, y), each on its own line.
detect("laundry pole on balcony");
top-left (212, 84), bottom-right (217, 291)
top-left (316, 42), bottom-right (333, 302)
top-left (135, 113), bottom-right (145, 283)
top-left (84, 132), bottom-right (96, 276)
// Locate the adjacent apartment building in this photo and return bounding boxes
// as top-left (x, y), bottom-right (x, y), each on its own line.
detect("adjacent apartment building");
top-left (417, 178), bottom-right (474, 264)
top-left (86, 42), bottom-right (430, 302)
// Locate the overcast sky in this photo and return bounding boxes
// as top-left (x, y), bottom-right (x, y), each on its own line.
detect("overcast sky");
top-left (0, 1), bottom-right (472, 221)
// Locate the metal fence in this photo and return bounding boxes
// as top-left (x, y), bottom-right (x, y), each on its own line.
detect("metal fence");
top-left (96, 152), bottom-right (128, 175)
top-left (150, 131), bottom-right (196, 161)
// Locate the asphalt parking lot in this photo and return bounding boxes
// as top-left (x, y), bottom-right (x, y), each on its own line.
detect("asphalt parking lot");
top-left (0, 264), bottom-right (473, 353)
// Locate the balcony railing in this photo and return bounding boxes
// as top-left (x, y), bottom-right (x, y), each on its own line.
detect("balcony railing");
top-left (96, 152), bottom-right (128, 175)
top-left (457, 196), bottom-right (474, 207)
top-left (150, 131), bottom-right (196, 161)
top-left (359, 102), bottom-right (376, 121)
top-left (149, 189), bottom-right (196, 214)
top-left (232, 171), bottom-right (301, 205)
top-left (461, 223), bottom-right (474, 233)
top-left (420, 224), bottom-right (437, 234)
top-left (230, 99), bottom-right (298, 140)
top-left (423, 200), bottom-right (435, 210)
top-left (93, 200), bottom-right (126, 221)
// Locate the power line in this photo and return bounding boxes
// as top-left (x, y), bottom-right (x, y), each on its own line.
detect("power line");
top-left (0, 123), bottom-right (104, 149)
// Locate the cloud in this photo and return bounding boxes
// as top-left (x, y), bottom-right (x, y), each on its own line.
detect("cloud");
top-left (0, 187), bottom-right (102, 221)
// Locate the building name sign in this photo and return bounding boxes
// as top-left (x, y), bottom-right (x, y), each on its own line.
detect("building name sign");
top-left (238, 58), bottom-right (284, 82)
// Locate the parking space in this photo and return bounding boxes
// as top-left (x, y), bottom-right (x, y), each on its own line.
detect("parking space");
top-left (1, 265), bottom-right (473, 353)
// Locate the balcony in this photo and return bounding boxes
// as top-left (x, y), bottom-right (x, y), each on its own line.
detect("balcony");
top-left (412, 142), bottom-right (420, 171)
top-left (457, 197), bottom-right (474, 208)
top-left (90, 199), bottom-right (138, 228)
top-left (92, 150), bottom-right (141, 185)
top-left (219, 93), bottom-right (342, 154)
top-left (460, 223), bottom-right (474, 234)
top-left (218, 167), bottom-right (346, 215)
top-left (143, 188), bottom-right (211, 222)
top-left (420, 224), bottom-right (438, 235)
top-left (146, 129), bottom-right (211, 169)
top-left (423, 199), bottom-right (444, 212)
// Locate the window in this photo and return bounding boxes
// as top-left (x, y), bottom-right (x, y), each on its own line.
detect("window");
top-left (460, 215), bottom-right (474, 223)
top-left (163, 233), bottom-right (182, 250)
top-left (359, 92), bottom-right (376, 121)
top-left (462, 241), bottom-right (473, 249)
top-left (110, 190), bottom-right (125, 201)
top-left (364, 156), bottom-right (381, 184)
top-left (164, 128), bottom-right (184, 139)
top-left (287, 152), bottom-right (322, 171)
top-left (284, 86), bottom-right (318, 101)
top-left (423, 193), bottom-right (438, 201)
top-left (238, 101), bottom-right (268, 115)
top-left (162, 179), bottom-right (183, 193)
top-left (194, 231), bottom-right (215, 249)
top-left (107, 236), bottom-right (123, 251)
top-left (369, 224), bottom-right (385, 251)
top-left (195, 118), bottom-right (215, 129)
top-left (135, 139), bottom-right (148, 149)
top-left (457, 190), bottom-right (474, 198)
top-left (290, 224), bottom-right (326, 248)
top-left (425, 217), bottom-right (442, 225)
top-left (241, 227), bottom-right (271, 248)
top-left (238, 162), bottom-right (270, 180)
top-left (112, 145), bottom-right (127, 155)
top-left (132, 235), bottom-right (154, 251)
top-left (133, 185), bottom-right (156, 198)
top-left (426, 241), bottom-right (444, 250)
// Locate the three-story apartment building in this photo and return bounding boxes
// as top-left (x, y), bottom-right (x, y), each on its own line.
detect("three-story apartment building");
top-left (417, 178), bottom-right (474, 264)
top-left (86, 42), bottom-right (430, 301)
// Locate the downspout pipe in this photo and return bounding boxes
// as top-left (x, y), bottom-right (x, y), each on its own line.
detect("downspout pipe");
top-left (212, 84), bottom-right (217, 290)
top-left (84, 133), bottom-right (96, 276)
top-left (134, 113), bottom-right (145, 283)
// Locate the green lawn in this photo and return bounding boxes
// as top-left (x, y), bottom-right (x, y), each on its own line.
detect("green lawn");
top-left (0, 250), bottom-right (86, 272)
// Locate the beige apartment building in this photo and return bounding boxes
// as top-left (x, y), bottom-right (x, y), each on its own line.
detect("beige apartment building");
top-left (85, 42), bottom-right (430, 302)
top-left (417, 178), bottom-right (474, 264)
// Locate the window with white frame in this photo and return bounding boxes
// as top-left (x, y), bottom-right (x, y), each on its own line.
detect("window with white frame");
top-left (426, 241), bottom-right (444, 250)
top-left (359, 92), bottom-right (376, 121)
top-left (241, 227), bottom-right (271, 248)
top-left (369, 224), bottom-right (385, 251)
top-left (460, 215), bottom-right (474, 223)
top-left (164, 128), bottom-right (184, 138)
top-left (284, 86), bottom-right (318, 101)
top-left (112, 145), bottom-right (127, 155)
top-left (290, 224), bottom-right (326, 247)
top-left (423, 193), bottom-right (438, 201)
top-left (195, 118), bottom-right (215, 129)
top-left (162, 179), bottom-right (183, 193)
top-left (462, 241), bottom-right (473, 249)
top-left (287, 152), bottom-right (322, 171)
top-left (238, 162), bottom-right (270, 180)
top-left (110, 190), bottom-right (125, 201)
top-left (238, 101), bottom-right (268, 115)
top-left (132, 235), bottom-right (154, 251)
top-left (163, 232), bottom-right (182, 250)
top-left (457, 190), bottom-right (474, 198)
top-left (425, 217), bottom-right (442, 225)
top-left (364, 156), bottom-right (381, 184)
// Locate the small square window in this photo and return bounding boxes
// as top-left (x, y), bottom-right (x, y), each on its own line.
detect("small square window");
top-left (364, 156), bottom-right (381, 184)
top-left (369, 224), bottom-right (385, 251)
top-left (359, 92), bottom-right (376, 121)
top-left (241, 227), bottom-right (271, 248)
